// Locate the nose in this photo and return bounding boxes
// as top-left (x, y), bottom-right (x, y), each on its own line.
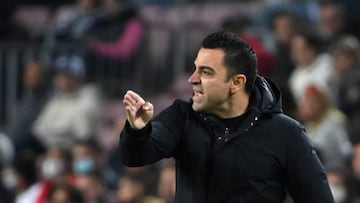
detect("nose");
top-left (188, 70), bottom-right (200, 84)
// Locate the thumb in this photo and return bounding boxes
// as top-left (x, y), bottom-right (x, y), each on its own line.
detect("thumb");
top-left (141, 102), bottom-right (154, 124)
top-left (142, 102), bottom-right (153, 111)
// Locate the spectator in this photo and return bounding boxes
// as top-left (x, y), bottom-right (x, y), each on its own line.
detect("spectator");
top-left (72, 139), bottom-right (103, 176)
top-left (222, 15), bottom-right (275, 76)
top-left (49, 183), bottom-right (84, 203)
top-left (297, 84), bottom-right (352, 170)
top-left (12, 151), bottom-right (41, 203)
top-left (116, 174), bottom-right (145, 203)
top-left (32, 55), bottom-right (100, 150)
top-left (269, 10), bottom-right (299, 115)
top-left (270, 10), bottom-right (297, 79)
top-left (32, 147), bottom-right (77, 203)
top-left (115, 172), bottom-right (164, 203)
top-left (53, 0), bottom-right (98, 40)
top-left (74, 170), bottom-right (113, 203)
top-left (331, 35), bottom-right (360, 83)
top-left (326, 169), bottom-right (351, 203)
top-left (86, 0), bottom-right (144, 94)
top-left (317, 2), bottom-right (346, 46)
top-left (39, 147), bottom-right (75, 185)
top-left (157, 162), bottom-right (175, 203)
top-left (289, 29), bottom-right (333, 102)
top-left (329, 35), bottom-right (360, 119)
top-left (124, 165), bottom-right (160, 197)
top-left (6, 60), bottom-right (49, 155)
top-left (88, 0), bottom-right (144, 60)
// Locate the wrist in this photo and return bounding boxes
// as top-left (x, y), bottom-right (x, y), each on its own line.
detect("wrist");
top-left (125, 121), bottom-right (151, 135)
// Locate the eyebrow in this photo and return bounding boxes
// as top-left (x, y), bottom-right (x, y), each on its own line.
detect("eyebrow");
top-left (198, 66), bottom-right (215, 73)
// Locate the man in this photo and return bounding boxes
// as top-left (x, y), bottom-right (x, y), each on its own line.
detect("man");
top-left (120, 31), bottom-right (334, 202)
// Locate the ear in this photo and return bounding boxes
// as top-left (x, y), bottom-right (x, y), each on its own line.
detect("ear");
top-left (230, 74), bottom-right (246, 93)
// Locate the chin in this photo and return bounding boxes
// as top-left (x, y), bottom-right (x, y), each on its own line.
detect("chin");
top-left (193, 103), bottom-right (210, 113)
top-left (192, 103), bottom-right (202, 112)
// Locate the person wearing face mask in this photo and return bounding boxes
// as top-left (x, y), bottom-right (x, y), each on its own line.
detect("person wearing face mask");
top-left (41, 156), bottom-right (66, 180)
top-left (36, 147), bottom-right (76, 203)
top-left (73, 156), bottom-right (96, 175)
top-left (71, 140), bottom-right (102, 175)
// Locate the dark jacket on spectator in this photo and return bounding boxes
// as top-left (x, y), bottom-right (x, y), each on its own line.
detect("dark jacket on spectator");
top-left (119, 76), bottom-right (334, 203)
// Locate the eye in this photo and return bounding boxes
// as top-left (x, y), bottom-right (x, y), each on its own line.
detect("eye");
top-left (201, 70), bottom-right (211, 75)
top-left (197, 66), bottom-right (214, 76)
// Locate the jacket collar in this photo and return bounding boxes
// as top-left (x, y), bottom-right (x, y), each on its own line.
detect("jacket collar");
top-left (193, 76), bottom-right (283, 145)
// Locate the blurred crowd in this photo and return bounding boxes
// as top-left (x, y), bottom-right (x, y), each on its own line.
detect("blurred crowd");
top-left (0, 0), bottom-right (360, 203)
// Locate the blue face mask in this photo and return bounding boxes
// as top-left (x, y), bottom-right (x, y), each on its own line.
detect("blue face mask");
top-left (73, 157), bottom-right (94, 174)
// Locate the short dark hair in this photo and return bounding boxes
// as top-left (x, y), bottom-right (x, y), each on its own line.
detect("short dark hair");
top-left (202, 31), bottom-right (258, 93)
top-left (295, 29), bottom-right (325, 54)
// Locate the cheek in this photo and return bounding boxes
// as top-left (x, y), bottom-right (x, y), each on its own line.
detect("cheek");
top-left (205, 83), bottom-right (229, 99)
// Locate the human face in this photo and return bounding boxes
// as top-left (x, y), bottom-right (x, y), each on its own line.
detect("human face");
top-left (297, 89), bottom-right (327, 122)
top-left (188, 48), bottom-right (232, 115)
top-left (23, 62), bottom-right (42, 89)
top-left (333, 51), bottom-right (355, 78)
top-left (291, 35), bottom-right (317, 67)
top-left (50, 188), bottom-right (69, 203)
top-left (54, 73), bottom-right (77, 93)
top-left (274, 15), bottom-right (294, 44)
top-left (319, 5), bottom-right (343, 38)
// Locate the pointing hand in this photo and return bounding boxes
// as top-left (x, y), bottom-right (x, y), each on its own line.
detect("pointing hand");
top-left (123, 90), bottom-right (154, 130)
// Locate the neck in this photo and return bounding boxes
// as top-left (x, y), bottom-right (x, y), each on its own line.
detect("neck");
top-left (214, 91), bottom-right (250, 119)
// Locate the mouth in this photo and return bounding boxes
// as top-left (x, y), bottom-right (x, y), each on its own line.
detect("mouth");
top-left (192, 90), bottom-right (204, 100)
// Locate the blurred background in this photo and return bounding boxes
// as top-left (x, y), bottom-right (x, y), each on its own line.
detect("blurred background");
top-left (0, 0), bottom-right (359, 202)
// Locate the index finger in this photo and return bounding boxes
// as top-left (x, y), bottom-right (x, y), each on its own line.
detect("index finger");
top-left (125, 90), bottom-right (145, 104)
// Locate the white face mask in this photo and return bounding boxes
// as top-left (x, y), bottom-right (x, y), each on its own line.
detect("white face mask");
top-left (330, 184), bottom-right (347, 203)
top-left (41, 158), bottom-right (64, 179)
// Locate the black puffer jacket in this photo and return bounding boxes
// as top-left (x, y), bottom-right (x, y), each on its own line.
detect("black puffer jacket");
top-left (119, 76), bottom-right (334, 203)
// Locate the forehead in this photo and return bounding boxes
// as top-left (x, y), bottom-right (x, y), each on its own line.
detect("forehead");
top-left (194, 48), bottom-right (225, 67)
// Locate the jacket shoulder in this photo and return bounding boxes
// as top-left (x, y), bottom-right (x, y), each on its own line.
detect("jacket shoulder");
top-left (272, 113), bottom-right (304, 129)
top-left (269, 113), bottom-right (316, 149)
top-left (155, 99), bottom-right (193, 121)
top-left (168, 99), bottom-right (192, 114)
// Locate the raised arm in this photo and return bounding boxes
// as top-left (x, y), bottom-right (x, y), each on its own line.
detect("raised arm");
top-left (120, 90), bottom-right (185, 167)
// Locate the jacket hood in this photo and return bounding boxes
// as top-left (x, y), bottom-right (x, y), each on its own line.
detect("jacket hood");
top-left (250, 76), bottom-right (282, 115)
